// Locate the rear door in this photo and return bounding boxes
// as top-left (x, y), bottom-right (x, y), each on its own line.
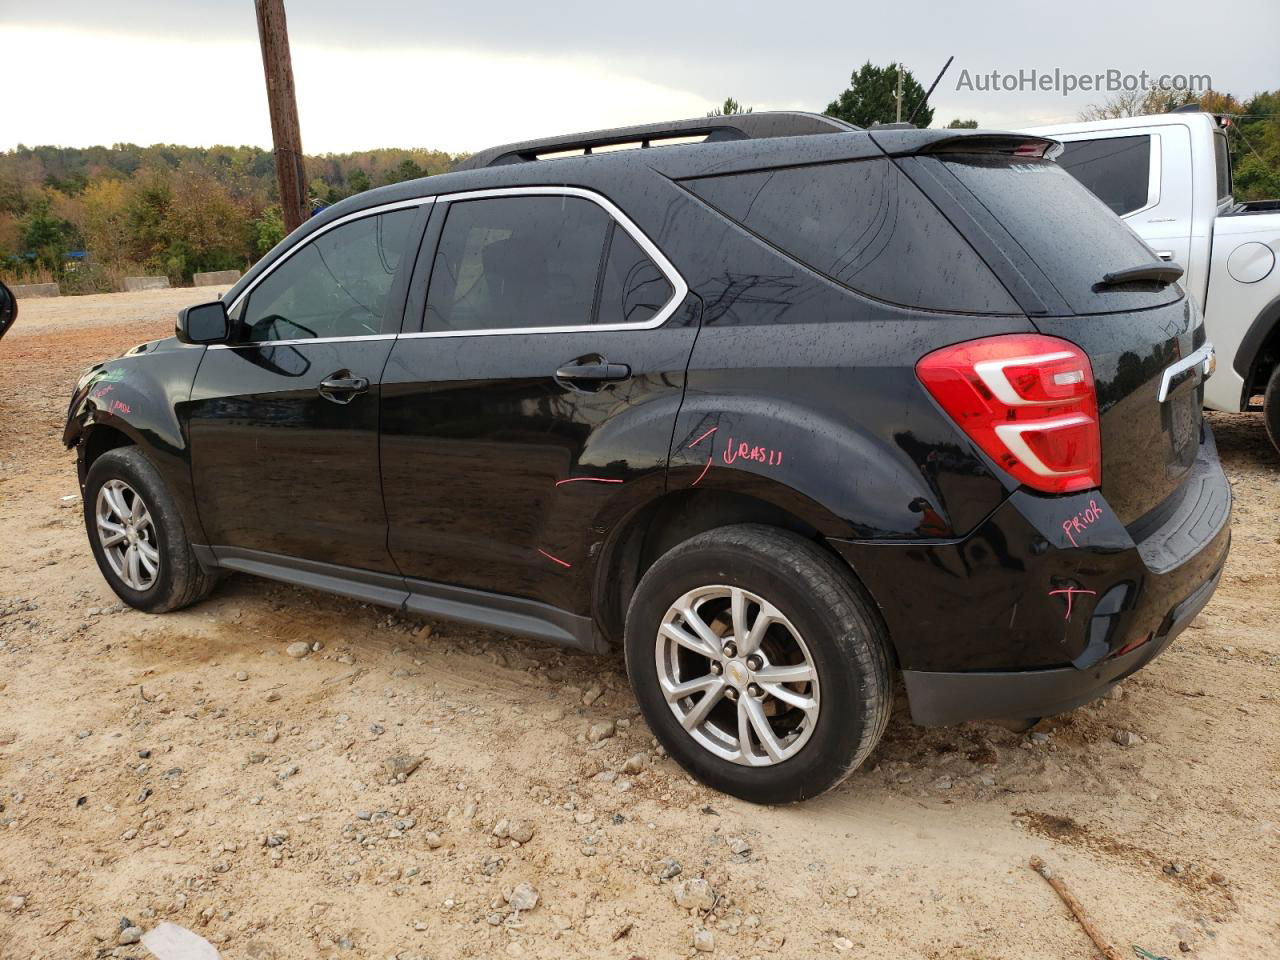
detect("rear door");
top-left (379, 186), bottom-right (696, 613)
top-left (187, 201), bottom-right (429, 572)
top-left (900, 146), bottom-right (1206, 524)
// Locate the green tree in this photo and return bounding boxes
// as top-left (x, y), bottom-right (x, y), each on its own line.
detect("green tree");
top-left (1227, 90), bottom-right (1280, 201)
top-left (708, 97), bottom-right (753, 117)
top-left (20, 193), bottom-right (77, 270)
top-left (825, 61), bottom-right (933, 128)
top-left (347, 168), bottom-right (372, 195)
top-left (381, 158), bottom-right (425, 186)
top-left (254, 205), bottom-right (286, 254)
top-left (947, 118), bottom-right (979, 129)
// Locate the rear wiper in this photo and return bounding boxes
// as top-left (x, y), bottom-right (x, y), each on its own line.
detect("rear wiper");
top-left (1098, 262), bottom-right (1184, 287)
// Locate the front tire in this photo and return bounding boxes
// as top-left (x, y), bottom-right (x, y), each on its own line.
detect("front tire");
top-left (84, 447), bottom-right (218, 613)
top-left (624, 524), bottom-right (892, 803)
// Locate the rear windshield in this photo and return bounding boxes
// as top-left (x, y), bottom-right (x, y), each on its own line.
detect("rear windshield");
top-left (684, 158), bottom-right (1019, 314)
top-left (939, 155), bottom-right (1181, 315)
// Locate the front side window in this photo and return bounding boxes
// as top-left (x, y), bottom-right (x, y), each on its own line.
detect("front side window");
top-left (425, 196), bottom-right (610, 332)
top-left (1055, 135), bottom-right (1153, 216)
top-left (241, 208), bottom-right (417, 343)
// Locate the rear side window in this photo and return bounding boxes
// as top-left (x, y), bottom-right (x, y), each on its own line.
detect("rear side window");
top-left (1213, 132), bottom-right (1232, 201)
top-left (426, 196), bottom-right (609, 332)
top-left (939, 155), bottom-right (1180, 315)
top-left (684, 159), bottom-right (1018, 314)
top-left (597, 223), bottom-right (673, 326)
top-left (1055, 135), bottom-right (1152, 215)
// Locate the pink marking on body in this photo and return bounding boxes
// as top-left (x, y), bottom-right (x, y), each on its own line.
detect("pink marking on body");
top-left (1048, 587), bottom-right (1097, 621)
top-left (688, 426), bottom-right (718, 448)
top-left (691, 454), bottom-right (713, 487)
top-left (537, 548), bottom-right (572, 569)
top-left (554, 477), bottom-right (624, 486)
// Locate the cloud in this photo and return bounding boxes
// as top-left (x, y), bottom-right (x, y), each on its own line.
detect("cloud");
top-left (3, 0), bottom-right (1277, 150)
top-left (1, 27), bottom-right (711, 153)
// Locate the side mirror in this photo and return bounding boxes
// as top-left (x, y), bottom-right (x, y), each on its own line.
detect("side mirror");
top-left (0, 280), bottom-right (16, 339)
top-left (176, 300), bottom-right (230, 345)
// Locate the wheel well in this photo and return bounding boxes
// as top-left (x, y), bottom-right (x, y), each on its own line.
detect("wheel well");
top-left (82, 425), bottom-right (134, 471)
top-left (1248, 321), bottom-right (1280, 401)
top-left (1236, 297), bottom-right (1280, 404)
top-left (595, 489), bottom-right (835, 646)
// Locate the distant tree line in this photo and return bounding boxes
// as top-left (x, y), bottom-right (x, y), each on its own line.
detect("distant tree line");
top-left (0, 143), bottom-right (460, 290)
top-left (5, 67), bottom-right (1278, 294)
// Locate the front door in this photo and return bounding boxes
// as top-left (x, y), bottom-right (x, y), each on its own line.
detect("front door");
top-left (379, 188), bottom-right (697, 613)
top-left (186, 203), bottom-right (427, 572)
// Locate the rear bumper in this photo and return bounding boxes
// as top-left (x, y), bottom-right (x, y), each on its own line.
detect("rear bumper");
top-left (830, 423), bottom-right (1232, 725)
top-left (900, 555), bottom-right (1224, 725)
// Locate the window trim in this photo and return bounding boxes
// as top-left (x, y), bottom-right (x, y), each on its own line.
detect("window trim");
top-left (210, 197), bottom-right (434, 350)
top-left (1053, 131), bottom-right (1162, 220)
top-left (402, 185), bottom-right (688, 340)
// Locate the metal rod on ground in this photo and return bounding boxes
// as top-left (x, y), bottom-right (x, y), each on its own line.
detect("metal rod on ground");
top-left (1029, 856), bottom-right (1126, 960)
top-left (906, 55), bottom-right (954, 127)
top-left (255, 0), bottom-right (309, 234)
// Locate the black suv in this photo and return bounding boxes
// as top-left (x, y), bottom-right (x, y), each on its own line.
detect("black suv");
top-left (64, 113), bottom-right (1231, 803)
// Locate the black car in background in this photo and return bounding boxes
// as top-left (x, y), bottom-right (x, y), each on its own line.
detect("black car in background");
top-left (63, 113), bottom-right (1231, 802)
top-left (0, 280), bottom-right (16, 341)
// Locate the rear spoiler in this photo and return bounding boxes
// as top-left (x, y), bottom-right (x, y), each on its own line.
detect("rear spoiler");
top-left (870, 129), bottom-right (1062, 160)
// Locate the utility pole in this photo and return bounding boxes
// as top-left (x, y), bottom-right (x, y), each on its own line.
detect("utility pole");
top-left (895, 61), bottom-right (904, 123)
top-left (255, 0), bottom-right (308, 233)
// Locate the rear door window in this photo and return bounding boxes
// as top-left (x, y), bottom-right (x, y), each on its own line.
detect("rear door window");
top-left (1055, 135), bottom-right (1153, 216)
top-left (597, 223), bottom-right (673, 326)
top-left (425, 195), bottom-right (609, 332)
top-left (684, 158), bottom-right (1019, 314)
top-left (937, 154), bottom-right (1182, 315)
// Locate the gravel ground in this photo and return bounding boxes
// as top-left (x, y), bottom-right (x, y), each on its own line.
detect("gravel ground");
top-left (1, 289), bottom-right (1277, 959)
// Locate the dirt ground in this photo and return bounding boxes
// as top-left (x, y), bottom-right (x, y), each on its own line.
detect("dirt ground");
top-left (1, 289), bottom-right (1277, 960)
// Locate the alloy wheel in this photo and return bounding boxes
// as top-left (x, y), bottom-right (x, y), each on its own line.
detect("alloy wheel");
top-left (655, 584), bottom-right (820, 766)
top-left (95, 479), bottom-right (160, 591)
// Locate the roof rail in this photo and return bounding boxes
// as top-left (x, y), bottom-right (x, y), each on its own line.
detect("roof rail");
top-left (453, 111), bottom-right (857, 171)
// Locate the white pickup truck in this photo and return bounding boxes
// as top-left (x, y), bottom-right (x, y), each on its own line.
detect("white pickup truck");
top-left (1024, 111), bottom-right (1280, 451)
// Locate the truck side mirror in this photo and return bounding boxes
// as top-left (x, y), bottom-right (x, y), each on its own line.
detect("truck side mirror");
top-left (176, 301), bottom-right (230, 345)
top-left (0, 280), bottom-right (16, 339)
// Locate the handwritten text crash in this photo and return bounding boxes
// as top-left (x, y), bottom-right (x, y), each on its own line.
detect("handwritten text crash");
top-left (722, 437), bottom-right (784, 467)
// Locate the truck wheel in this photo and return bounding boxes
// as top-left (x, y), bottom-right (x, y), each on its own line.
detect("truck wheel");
top-left (624, 524), bottom-right (892, 803)
top-left (84, 447), bottom-right (218, 613)
top-left (1265, 365), bottom-right (1280, 455)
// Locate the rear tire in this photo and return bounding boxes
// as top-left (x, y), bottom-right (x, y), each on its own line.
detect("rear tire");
top-left (624, 524), bottom-right (892, 803)
top-left (84, 447), bottom-right (218, 613)
top-left (1264, 365), bottom-right (1280, 455)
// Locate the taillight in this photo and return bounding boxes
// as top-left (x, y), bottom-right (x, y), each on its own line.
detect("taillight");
top-left (916, 334), bottom-right (1101, 494)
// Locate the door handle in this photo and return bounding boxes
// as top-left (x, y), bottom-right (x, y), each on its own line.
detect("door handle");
top-left (554, 357), bottom-right (631, 390)
top-left (318, 373), bottom-right (369, 404)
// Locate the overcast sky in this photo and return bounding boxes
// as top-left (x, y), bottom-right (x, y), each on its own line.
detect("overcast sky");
top-left (2, 0), bottom-right (1277, 154)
